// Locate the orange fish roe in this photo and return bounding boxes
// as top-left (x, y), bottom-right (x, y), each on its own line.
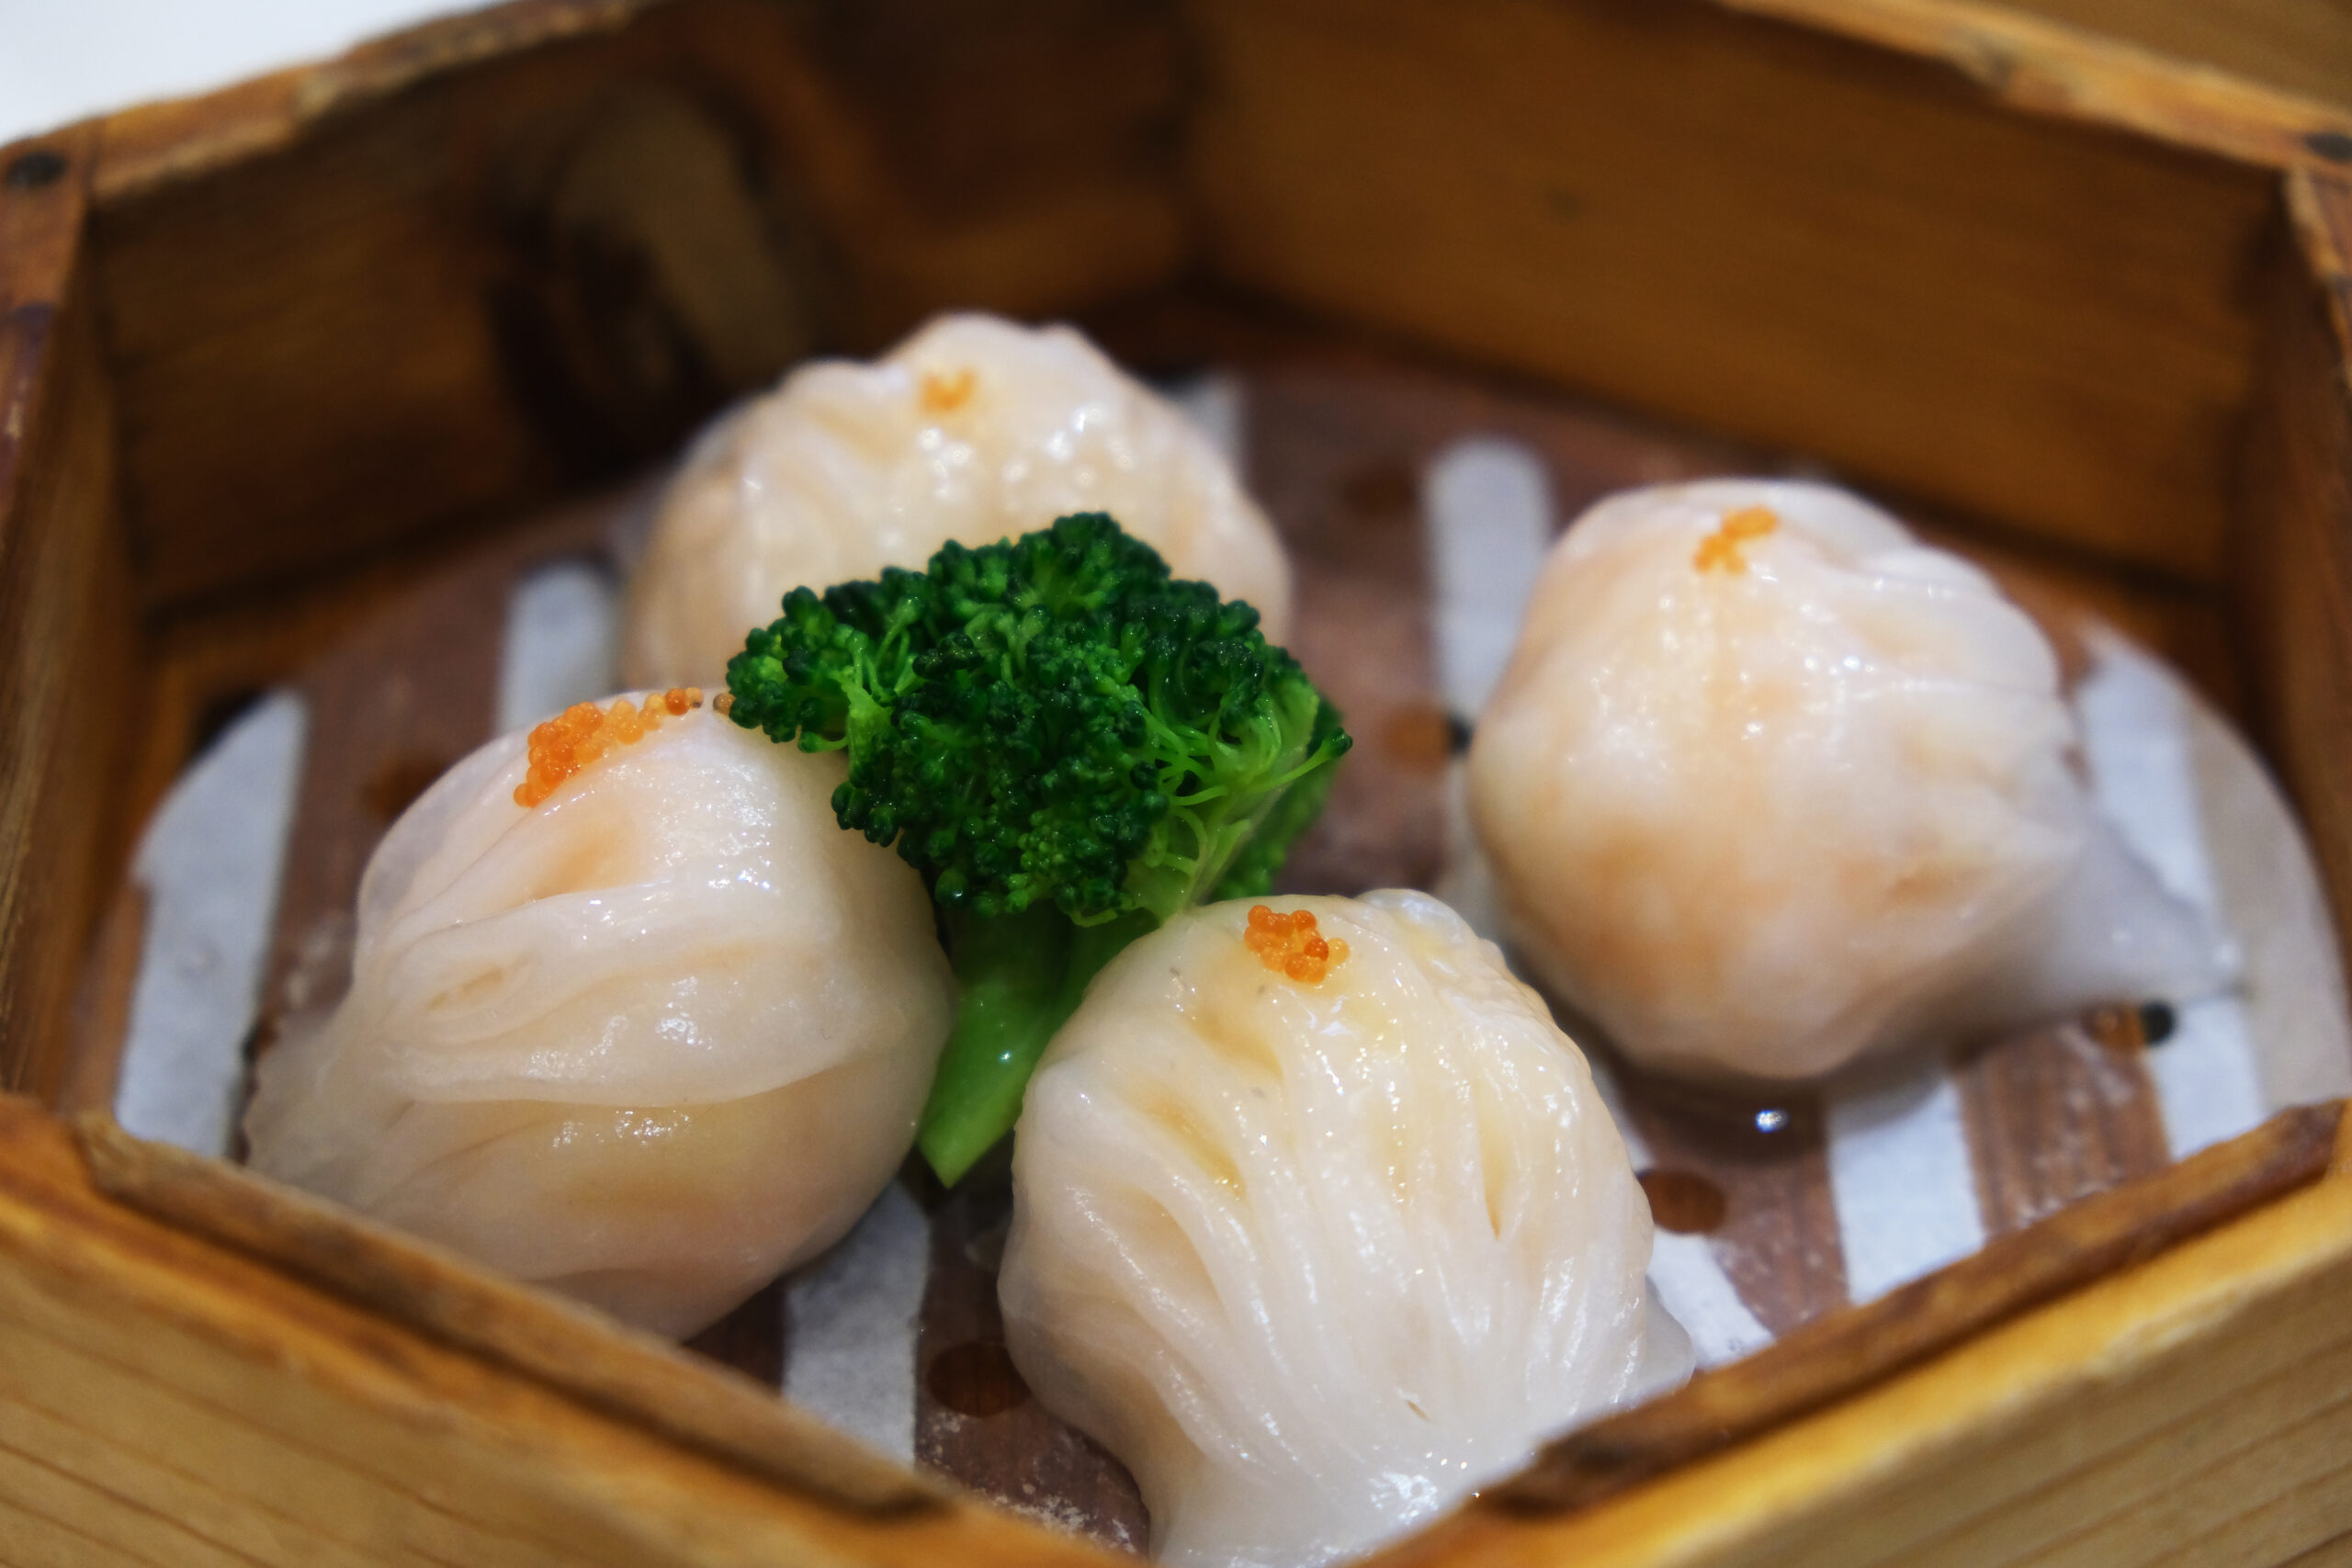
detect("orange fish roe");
top-left (919, 367), bottom-right (977, 413)
top-left (1243, 904), bottom-right (1351, 985)
top-left (514, 687), bottom-right (703, 807)
top-left (1692, 504), bottom-right (1780, 574)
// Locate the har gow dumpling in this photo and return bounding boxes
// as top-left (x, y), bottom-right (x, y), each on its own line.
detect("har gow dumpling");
top-left (622, 311), bottom-right (1294, 687)
top-left (1467, 479), bottom-right (2226, 1084)
top-left (243, 691), bottom-right (954, 1338)
top-left (1000, 892), bottom-right (1690, 1568)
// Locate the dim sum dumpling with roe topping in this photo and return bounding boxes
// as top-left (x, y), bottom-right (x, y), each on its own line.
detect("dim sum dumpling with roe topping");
top-left (243, 689), bottom-right (954, 1338)
top-left (622, 311), bottom-right (1293, 687)
top-left (1000, 892), bottom-right (1690, 1568)
top-left (1468, 479), bottom-right (2227, 1085)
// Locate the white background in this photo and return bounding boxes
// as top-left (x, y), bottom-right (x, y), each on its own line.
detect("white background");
top-left (0, 0), bottom-right (468, 145)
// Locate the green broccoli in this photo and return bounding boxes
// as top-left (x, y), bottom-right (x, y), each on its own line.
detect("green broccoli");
top-left (724, 512), bottom-right (1350, 1184)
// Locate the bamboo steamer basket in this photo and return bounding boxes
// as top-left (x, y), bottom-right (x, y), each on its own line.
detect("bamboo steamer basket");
top-left (5, 3), bottom-right (2352, 1564)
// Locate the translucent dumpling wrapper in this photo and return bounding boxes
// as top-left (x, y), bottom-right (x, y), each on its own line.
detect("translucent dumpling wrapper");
top-left (623, 311), bottom-right (1294, 687)
top-left (1467, 479), bottom-right (2230, 1084)
top-left (243, 694), bottom-right (954, 1337)
top-left (1000, 891), bottom-right (1691, 1568)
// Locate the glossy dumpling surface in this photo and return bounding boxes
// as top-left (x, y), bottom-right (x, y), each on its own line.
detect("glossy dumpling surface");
top-left (1468, 479), bottom-right (2223, 1083)
top-left (1000, 891), bottom-right (1690, 1568)
top-left (243, 697), bottom-right (954, 1337)
top-left (623, 311), bottom-right (1293, 686)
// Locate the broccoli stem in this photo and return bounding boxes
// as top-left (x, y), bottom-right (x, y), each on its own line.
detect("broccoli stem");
top-left (915, 906), bottom-right (1152, 1184)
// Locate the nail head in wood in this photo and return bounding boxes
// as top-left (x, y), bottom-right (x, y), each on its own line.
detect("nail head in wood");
top-left (4, 148), bottom-right (66, 189)
top-left (2306, 130), bottom-right (2352, 163)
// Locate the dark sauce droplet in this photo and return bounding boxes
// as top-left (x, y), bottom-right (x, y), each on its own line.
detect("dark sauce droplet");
top-left (1636, 1168), bottom-right (1726, 1235)
top-left (2083, 1004), bottom-right (2140, 1053)
top-left (2083, 1002), bottom-right (2171, 1054)
top-left (926, 1340), bottom-right (1030, 1417)
top-left (2306, 130), bottom-right (2352, 164)
top-left (5, 149), bottom-right (66, 189)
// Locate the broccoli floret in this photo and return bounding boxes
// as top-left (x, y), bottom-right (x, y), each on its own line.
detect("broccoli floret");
top-left (726, 513), bottom-right (1350, 1183)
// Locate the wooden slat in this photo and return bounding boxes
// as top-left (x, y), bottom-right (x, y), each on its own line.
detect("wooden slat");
top-left (914, 1173), bottom-right (1147, 1554)
top-left (1242, 366), bottom-right (1453, 896)
top-left (1713, 0), bottom-right (2352, 167)
top-left (8, 1280), bottom-right (605, 1567)
top-left (1369, 1103), bottom-right (2352, 1568)
top-left (2286, 1527), bottom-right (2352, 1568)
top-left (1955, 1025), bottom-right (2172, 1235)
top-left (1983, 0), bottom-right (2352, 119)
top-left (2236, 169), bottom-right (2352, 991)
top-left (1480, 1100), bottom-right (2340, 1515)
top-left (94, 94), bottom-right (560, 606)
top-left (0, 1432), bottom-right (274, 1568)
top-left (0, 1494), bottom-right (163, 1568)
top-left (1187, 0), bottom-right (2278, 584)
top-left (0, 1378), bottom-right (399, 1568)
top-left (765, 0), bottom-right (1189, 333)
top-left (1616, 1079), bottom-right (1852, 1336)
top-left (73, 1111), bottom-right (939, 1516)
top-left (0, 1097), bottom-right (1122, 1568)
top-left (0, 1100), bottom-right (1128, 1561)
top-left (252, 510), bottom-right (541, 1051)
top-left (85, 0), bottom-right (1188, 610)
top-left (90, 0), bottom-right (661, 204)
top-left (2283, 166), bottom-right (2352, 432)
top-left (1845, 1325), bottom-right (2352, 1568)
top-left (57, 883), bottom-right (146, 1117)
top-left (0, 127), bottom-right (138, 1104)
